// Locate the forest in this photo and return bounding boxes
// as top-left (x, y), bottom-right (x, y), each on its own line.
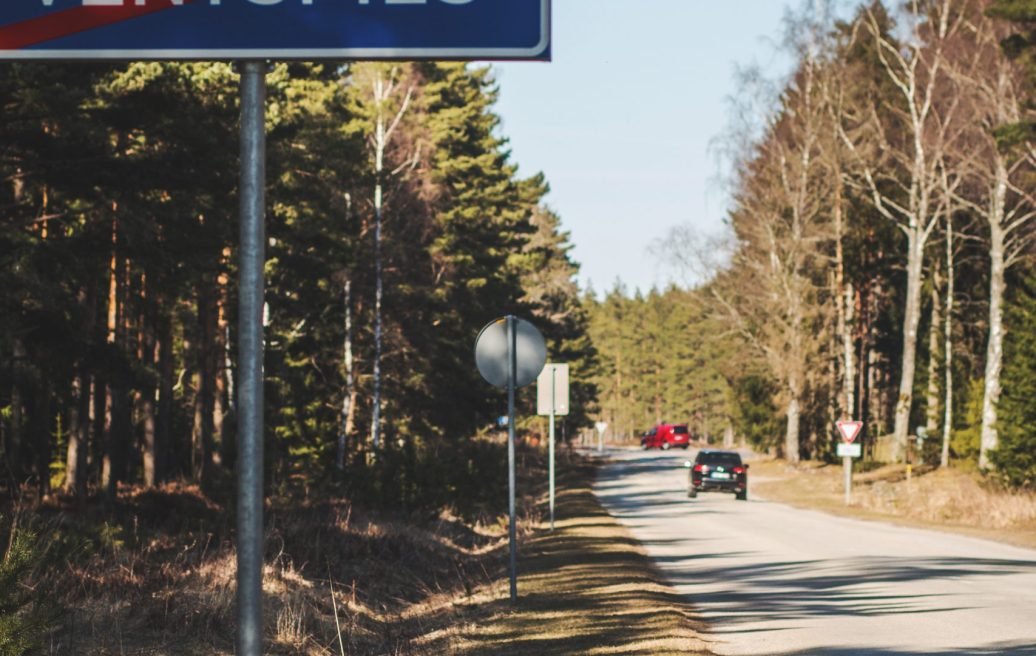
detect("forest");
top-left (4, 0), bottom-right (1036, 517)
top-left (0, 60), bottom-right (598, 506)
top-left (586, 0), bottom-right (1036, 488)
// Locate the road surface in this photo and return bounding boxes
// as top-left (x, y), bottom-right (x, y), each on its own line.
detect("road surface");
top-left (594, 448), bottom-right (1036, 655)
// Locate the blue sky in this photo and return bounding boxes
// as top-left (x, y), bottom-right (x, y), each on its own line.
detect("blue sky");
top-left (494, 0), bottom-right (798, 295)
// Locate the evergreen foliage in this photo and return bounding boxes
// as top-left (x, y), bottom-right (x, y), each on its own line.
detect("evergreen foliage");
top-left (992, 273), bottom-right (1036, 487)
top-left (0, 519), bottom-right (50, 655)
top-left (0, 61), bottom-right (595, 504)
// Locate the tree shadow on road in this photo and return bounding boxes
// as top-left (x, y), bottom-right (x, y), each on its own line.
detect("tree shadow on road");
top-left (770, 641), bottom-right (1036, 655)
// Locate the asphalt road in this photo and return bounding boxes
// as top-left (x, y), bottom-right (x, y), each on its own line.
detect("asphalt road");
top-left (593, 448), bottom-right (1036, 656)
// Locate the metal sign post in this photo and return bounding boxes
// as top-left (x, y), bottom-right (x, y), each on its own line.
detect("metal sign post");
top-left (537, 363), bottom-right (569, 532)
top-left (236, 61), bottom-right (266, 656)
top-left (836, 421), bottom-right (863, 507)
top-left (506, 316), bottom-right (518, 603)
top-left (549, 369), bottom-right (555, 531)
top-left (475, 316), bottom-right (546, 604)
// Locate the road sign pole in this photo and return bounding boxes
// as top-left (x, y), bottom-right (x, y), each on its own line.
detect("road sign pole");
top-left (506, 315), bottom-right (518, 603)
top-left (236, 61), bottom-right (266, 656)
top-left (843, 456), bottom-right (852, 506)
top-left (549, 367), bottom-right (556, 532)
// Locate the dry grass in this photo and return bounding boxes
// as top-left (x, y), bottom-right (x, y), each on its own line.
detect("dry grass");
top-left (436, 460), bottom-right (714, 656)
top-left (7, 474), bottom-right (531, 655)
top-left (751, 459), bottom-right (1036, 548)
top-left (7, 451), bottom-right (714, 655)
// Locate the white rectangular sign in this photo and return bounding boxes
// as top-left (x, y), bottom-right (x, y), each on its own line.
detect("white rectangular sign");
top-left (837, 443), bottom-right (862, 458)
top-left (536, 363), bottom-right (569, 416)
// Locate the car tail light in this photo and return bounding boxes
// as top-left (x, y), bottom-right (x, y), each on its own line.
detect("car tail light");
top-left (733, 467), bottom-right (745, 474)
top-left (693, 464), bottom-right (704, 473)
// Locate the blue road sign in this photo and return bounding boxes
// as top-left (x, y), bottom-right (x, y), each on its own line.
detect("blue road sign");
top-left (0, 0), bottom-right (550, 61)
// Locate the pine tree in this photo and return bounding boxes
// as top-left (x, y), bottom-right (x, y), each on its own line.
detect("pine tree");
top-left (991, 272), bottom-right (1036, 487)
top-left (0, 520), bottom-right (50, 655)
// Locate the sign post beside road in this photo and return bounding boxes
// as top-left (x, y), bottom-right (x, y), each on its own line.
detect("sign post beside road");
top-left (594, 421), bottom-right (608, 454)
top-left (836, 421), bottom-right (864, 506)
top-left (476, 316), bottom-right (547, 603)
top-left (537, 363), bottom-right (569, 532)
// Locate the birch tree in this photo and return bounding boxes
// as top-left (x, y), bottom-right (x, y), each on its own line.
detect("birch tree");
top-left (949, 7), bottom-right (1036, 469)
top-left (839, 0), bottom-right (968, 461)
top-left (348, 64), bottom-right (414, 455)
top-left (715, 51), bottom-right (833, 463)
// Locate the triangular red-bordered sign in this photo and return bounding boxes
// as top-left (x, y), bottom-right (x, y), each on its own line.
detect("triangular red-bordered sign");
top-left (836, 421), bottom-right (863, 444)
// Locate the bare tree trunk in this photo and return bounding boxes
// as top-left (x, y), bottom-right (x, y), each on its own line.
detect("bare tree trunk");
top-left (892, 233), bottom-right (925, 462)
top-left (942, 215), bottom-right (955, 468)
top-left (980, 221), bottom-right (1006, 469)
top-left (371, 171), bottom-right (384, 453)
top-left (927, 283), bottom-right (942, 436)
top-left (65, 371), bottom-right (91, 497)
top-left (337, 277), bottom-right (355, 471)
top-left (34, 382), bottom-right (52, 498)
top-left (8, 340), bottom-right (26, 483)
top-left (785, 391), bottom-right (802, 464)
top-left (365, 70), bottom-right (413, 456)
top-left (66, 277), bottom-right (100, 496)
top-left (155, 313), bottom-right (174, 483)
top-left (214, 265), bottom-right (230, 464)
top-left (834, 180), bottom-right (855, 420)
top-left (192, 285), bottom-right (215, 484)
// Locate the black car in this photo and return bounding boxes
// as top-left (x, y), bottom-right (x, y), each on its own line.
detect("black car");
top-left (687, 450), bottom-right (748, 500)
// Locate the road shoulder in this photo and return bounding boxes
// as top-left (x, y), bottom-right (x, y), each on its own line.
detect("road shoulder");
top-left (750, 459), bottom-right (1036, 550)
top-left (434, 456), bottom-right (713, 656)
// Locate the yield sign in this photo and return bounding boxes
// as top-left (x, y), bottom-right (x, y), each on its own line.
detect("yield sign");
top-left (837, 421), bottom-right (863, 444)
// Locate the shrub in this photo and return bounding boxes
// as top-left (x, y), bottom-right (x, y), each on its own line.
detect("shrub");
top-left (0, 518), bottom-right (51, 655)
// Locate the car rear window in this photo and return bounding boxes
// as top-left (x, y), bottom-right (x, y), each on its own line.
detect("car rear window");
top-left (673, 426), bottom-right (689, 434)
top-left (697, 452), bottom-right (742, 466)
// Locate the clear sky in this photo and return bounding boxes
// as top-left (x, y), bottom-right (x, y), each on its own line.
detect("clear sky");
top-left (494, 0), bottom-right (797, 296)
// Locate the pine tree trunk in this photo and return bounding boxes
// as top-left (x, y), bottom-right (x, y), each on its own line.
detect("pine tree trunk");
top-left (192, 285), bottom-right (216, 484)
top-left (155, 313), bottom-right (174, 483)
top-left (8, 340), bottom-right (26, 483)
top-left (65, 371), bottom-right (91, 497)
top-left (111, 258), bottom-right (132, 492)
top-left (33, 382), bottom-right (52, 498)
top-left (892, 232), bottom-right (925, 462)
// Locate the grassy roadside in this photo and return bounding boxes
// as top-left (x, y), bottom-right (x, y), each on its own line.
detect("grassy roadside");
top-left (9, 447), bottom-right (713, 655)
top-left (429, 456), bottom-right (713, 656)
top-left (751, 459), bottom-right (1036, 550)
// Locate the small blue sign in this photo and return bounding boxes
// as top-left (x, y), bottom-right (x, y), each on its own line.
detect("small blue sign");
top-left (0, 0), bottom-right (550, 61)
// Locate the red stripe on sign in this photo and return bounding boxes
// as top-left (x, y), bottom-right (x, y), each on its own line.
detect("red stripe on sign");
top-left (0, 2), bottom-right (195, 51)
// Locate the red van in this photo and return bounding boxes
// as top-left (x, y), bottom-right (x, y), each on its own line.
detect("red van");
top-left (640, 424), bottom-right (691, 450)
